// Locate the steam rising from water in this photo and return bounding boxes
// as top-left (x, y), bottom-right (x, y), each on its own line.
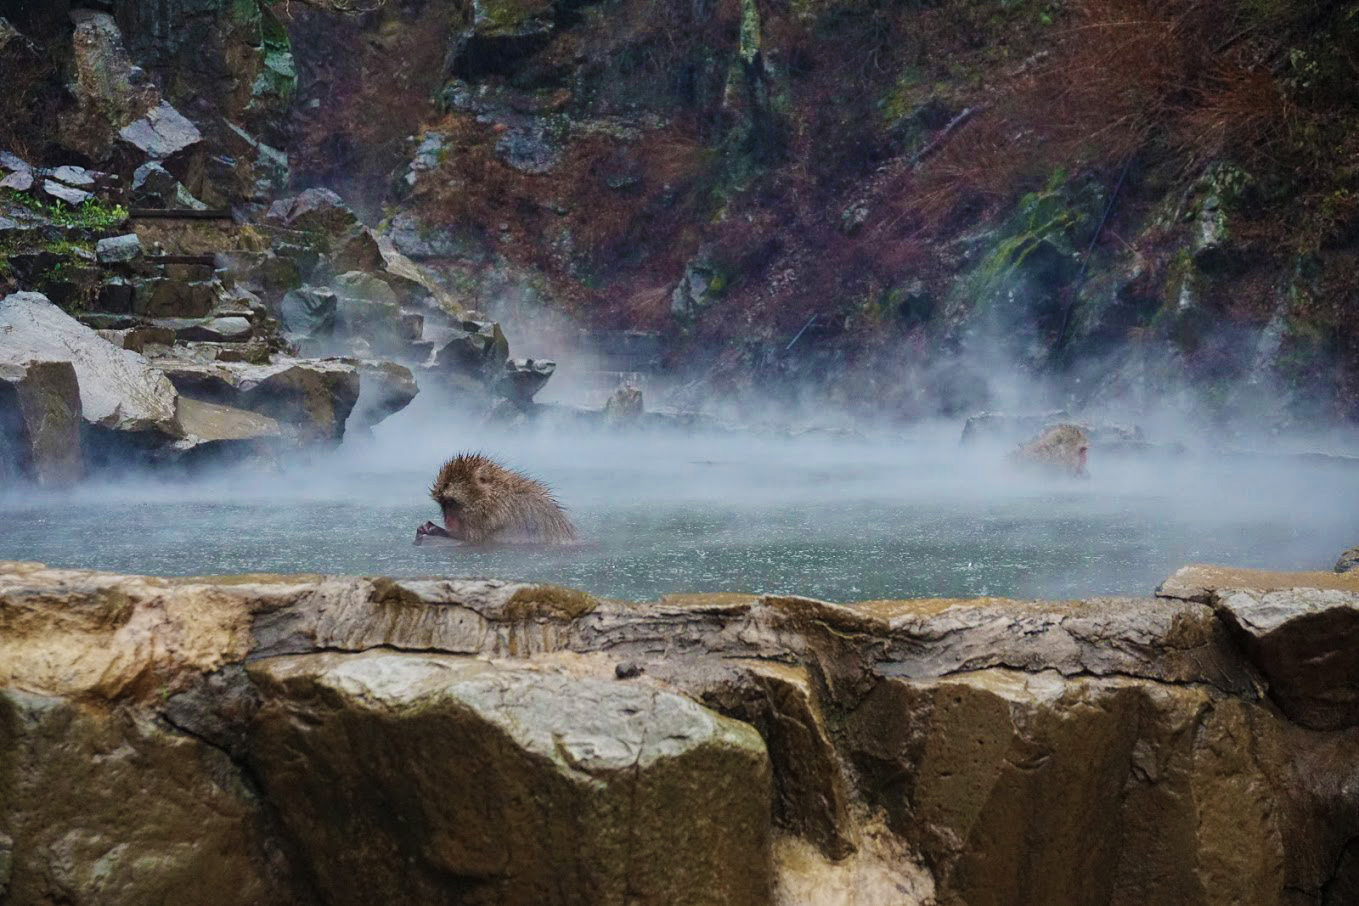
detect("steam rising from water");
top-left (1, 386), bottom-right (1355, 602)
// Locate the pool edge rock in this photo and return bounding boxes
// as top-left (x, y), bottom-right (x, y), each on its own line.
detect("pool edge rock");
top-left (4, 561), bottom-right (1359, 903)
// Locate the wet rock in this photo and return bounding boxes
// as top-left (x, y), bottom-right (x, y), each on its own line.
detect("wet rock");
top-left (278, 286), bottom-right (337, 341)
top-left (1337, 547), bottom-right (1359, 574)
top-left (118, 100), bottom-right (203, 162)
top-left (95, 233), bottom-right (142, 264)
top-left (0, 292), bottom-right (180, 437)
top-left (690, 661), bottom-right (855, 860)
top-left (175, 396), bottom-right (281, 443)
top-left (155, 357), bottom-right (360, 444)
top-left (247, 651), bottom-right (773, 906)
top-left (347, 360), bottom-right (419, 431)
top-left (1160, 565), bottom-right (1359, 731)
top-left (154, 316), bottom-right (254, 343)
top-left (131, 161), bottom-right (208, 210)
top-left (133, 277), bottom-right (219, 318)
top-left (498, 358), bottom-right (555, 404)
top-left (0, 169), bottom-right (33, 192)
top-left (267, 188), bottom-right (358, 238)
top-left (0, 360), bottom-right (83, 486)
top-left (58, 10), bottom-right (160, 159)
top-left (844, 670), bottom-right (1292, 906)
top-left (0, 690), bottom-right (294, 906)
top-left (433, 318), bottom-right (509, 382)
top-left (49, 165), bottom-right (96, 188)
top-left (41, 179), bottom-right (93, 206)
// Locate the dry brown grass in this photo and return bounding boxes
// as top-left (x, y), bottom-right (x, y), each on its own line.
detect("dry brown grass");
top-left (908, 0), bottom-right (1334, 229)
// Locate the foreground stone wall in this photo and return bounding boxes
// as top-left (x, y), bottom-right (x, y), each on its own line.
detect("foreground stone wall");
top-left (2, 561), bottom-right (1358, 905)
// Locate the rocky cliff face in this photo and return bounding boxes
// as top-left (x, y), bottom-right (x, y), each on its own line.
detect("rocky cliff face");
top-left (4, 560), bottom-right (1359, 904)
top-left (5, 0), bottom-right (1357, 437)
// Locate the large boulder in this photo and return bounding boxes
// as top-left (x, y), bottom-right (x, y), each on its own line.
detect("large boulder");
top-left (118, 100), bottom-right (203, 163)
top-left (1337, 547), bottom-right (1359, 574)
top-left (1160, 565), bottom-right (1359, 731)
top-left (843, 670), bottom-right (1293, 906)
top-left (433, 318), bottom-right (509, 383)
top-left (0, 690), bottom-right (295, 906)
top-left (0, 360), bottom-right (83, 486)
top-left (247, 651), bottom-right (774, 906)
top-left (0, 293), bottom-right (181, 437)
top-left (154, 357), bottom-right (360, 444)
top-left (278, 286), bottom-right (338, 341)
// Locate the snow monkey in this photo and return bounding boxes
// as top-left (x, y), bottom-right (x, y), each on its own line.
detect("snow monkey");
top-left (415, 452), bottom-right (577, 545)
top-left (1009, 424), bottom-right (1089, 478)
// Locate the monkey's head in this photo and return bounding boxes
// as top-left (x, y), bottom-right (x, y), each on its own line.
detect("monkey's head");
top-left (430, 453), bottom-right (505, 540)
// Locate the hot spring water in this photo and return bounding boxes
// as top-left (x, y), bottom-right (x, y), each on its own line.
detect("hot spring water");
top-left (1, 407), bottom-right (1354, 602)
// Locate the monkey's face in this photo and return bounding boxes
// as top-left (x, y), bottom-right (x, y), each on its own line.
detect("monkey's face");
top-left (432, 465), bottom-right (492, 539)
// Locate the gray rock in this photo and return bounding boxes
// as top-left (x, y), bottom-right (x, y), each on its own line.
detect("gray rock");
top-left (495, 121), bottom-right (563, 174)
top-left (49, 165), bottom-right (95, 187)
top-left (381, 211), bottom-right (480, 260)
top-left (95, 234), bottom-right (142, 264)
top-left (154, 357), bottom-right (359, 444)
top-left (1337, 547), bottom-right (1359, 574)
top-left (119, 100), bottom-right (202, 161)
top-left (247, 652), bottom-right (773, 906)
top-left (433, 319), bottom-right (509, 382)
top-left (347, 360), bottom-right (419, 430)
top-left (94, 277), bottom-right (135, 314)
top-left (0, 151), bottom-right (30, 173)
top-left (0, 360), bottom-right (83, 486)
top-left (131, 162), bottom-right (207, 210)
top-left (330, 271), bottom-right (398, 306)
top-left (671, 260), bottom-right (721, 323)
top-left (0, 170), bottom-right (33, 192)
top-left (41, 180), bottom-right (92, 206)
top-left (153, 316), bottom-right (253, 343)
top-left (0, 292), bottom-right (180, 436)
top-left (266, 188), bottom-right (356, 237)
top-left (497, 357), bottom-right (555, 404)
top-left (279, 286), bottom-right (337, 340)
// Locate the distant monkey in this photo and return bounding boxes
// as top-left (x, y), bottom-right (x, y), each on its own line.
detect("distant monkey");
top-left (1009, 424), bottom-right (1089, 478)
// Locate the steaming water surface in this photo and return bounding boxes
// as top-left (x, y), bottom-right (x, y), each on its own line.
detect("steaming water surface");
top-left (2, 411), bottom-right (1355, 601)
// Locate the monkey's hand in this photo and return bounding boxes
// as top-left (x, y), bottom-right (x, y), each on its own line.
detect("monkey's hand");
top-left (415, 521), bottom-right (452, 545)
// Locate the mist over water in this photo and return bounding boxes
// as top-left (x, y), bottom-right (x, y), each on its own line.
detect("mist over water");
top-left (1, 388), bottom-right (1355, 602)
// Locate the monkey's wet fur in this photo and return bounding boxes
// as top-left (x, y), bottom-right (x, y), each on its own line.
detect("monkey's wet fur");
top-left (415, 453), bottom-right (577, 546)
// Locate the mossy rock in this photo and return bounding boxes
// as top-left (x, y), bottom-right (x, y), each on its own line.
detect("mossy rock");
top-left (503, 585), bottom-right (598, 621)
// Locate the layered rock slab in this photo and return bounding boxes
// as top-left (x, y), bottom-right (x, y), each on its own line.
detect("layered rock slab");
top-left (247, 651), bottom-right (773, 906)
top-left (1160, 565), bottom-right (1359, 730)
top-left (0, 293), bottom-right (180, 437)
